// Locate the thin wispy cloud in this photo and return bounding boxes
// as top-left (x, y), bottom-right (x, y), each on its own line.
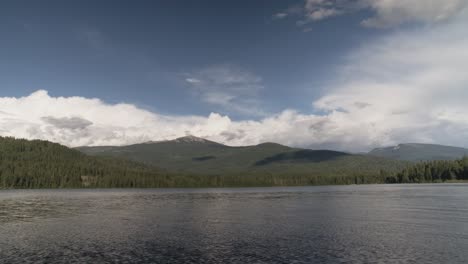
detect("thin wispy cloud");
top-left (275, 0), bottom-right (468, 28)
top-left (273, 13), bottom-right (288, 19)
top-left (184, 65), bottom-right (266, 117)
top-left (185, 78), bottom-right (201, 84)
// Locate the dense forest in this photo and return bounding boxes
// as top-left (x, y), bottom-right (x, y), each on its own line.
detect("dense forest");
top-left (0, 136), bottom-right (465, 189)
top-left (385, 157), bottom-right (468, 183)
top-left (0, 137), bottom-right (401, 188)
top-left (0, 137), bottom-right (176, 188)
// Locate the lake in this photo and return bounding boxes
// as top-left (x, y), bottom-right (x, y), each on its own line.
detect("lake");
top-left (1, 184), bottom-right (468, 263)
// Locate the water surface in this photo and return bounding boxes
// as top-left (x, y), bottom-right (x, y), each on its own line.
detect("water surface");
top-left (1, 184), bottom-right (468, 263)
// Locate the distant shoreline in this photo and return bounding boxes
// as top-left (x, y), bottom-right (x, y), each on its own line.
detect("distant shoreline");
top-left (2, 181), bottom-right (468, 191)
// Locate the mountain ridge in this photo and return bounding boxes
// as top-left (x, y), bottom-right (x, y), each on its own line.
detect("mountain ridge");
top-left (77, 136), bottom-right (405, 178)
top-left (369, 143), bottom-right (468, 161)
top-left (80, 137), bottom-right (468, 162)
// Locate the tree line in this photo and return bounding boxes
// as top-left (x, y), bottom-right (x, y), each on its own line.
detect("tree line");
top-left (385, 157), bottom-right (468, 183)
top-left (0, 136), bottom-right (466, 188)
top-left (0, 137), bottom-right (396, 188)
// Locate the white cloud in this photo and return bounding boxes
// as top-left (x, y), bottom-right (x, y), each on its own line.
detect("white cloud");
top-left (273, 12), bottom-right (289, 19)
top-left (185, 78), bottom-right (201, 84)
top-left (184, 64), bottom-right (266, 116)
top-left (41, 116), bottom-right (93, 130)
top-left (278, 0), bottom-right (468, 28)
top-left (361, 0), bottom-right (468, 27)
top-left (0, 91), bottom-right (331, 148)
top-left (311, 13), bottom-right (468, 150)
top-left (303, 0), bottom-right (345, 21)
top-left (0, 90), bottom-right (233, 147)
top-left (1, 11), bottom-right (468, 152)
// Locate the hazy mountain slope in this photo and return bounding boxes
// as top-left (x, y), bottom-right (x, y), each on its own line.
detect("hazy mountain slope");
top-left (368, 143), bottom-right (468, 161)
top-left (78, 136), bottom-right (406, 177)
top-left (78, 138), bottom-right (296, 174)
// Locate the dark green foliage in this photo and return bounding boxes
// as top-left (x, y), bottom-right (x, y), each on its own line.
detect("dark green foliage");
top-left (255, 150), bottom-right (349, 165)
top-left (78, 136), bottom-right (406, 179)
top-left (0, 137), bottom-right (172, 188)
top-left (386, 157), bottom-right (468, 183)
top-left (192, 156), bottom-right (216, 161)
top-left (0, 136), bottom-right (408, 189)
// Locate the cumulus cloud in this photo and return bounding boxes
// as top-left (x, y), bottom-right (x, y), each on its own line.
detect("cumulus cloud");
top-left (0, 92), bottom-right (329, 149)
top-left (1, 11), bottom-right (467, 151)
top-left (184, 65), bottom-right (266, 116)
top-left (41, 116), bottom-right (93, 130)
top-left (0, 90), bottom-right (231, 147)
top-left (277, 0), bottom-right (468, 28)
top-left (312, 13), bottom-right (468, 150)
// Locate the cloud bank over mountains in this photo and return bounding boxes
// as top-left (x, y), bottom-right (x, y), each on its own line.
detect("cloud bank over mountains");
top-left (1, 3), bottom-right (467, 151)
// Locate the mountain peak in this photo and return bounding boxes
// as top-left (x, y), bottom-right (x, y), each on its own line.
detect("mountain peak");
top-left (173, 135), bottom-right (210, 143)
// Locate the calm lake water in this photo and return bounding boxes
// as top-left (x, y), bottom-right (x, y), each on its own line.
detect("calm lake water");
top-left (1, 184), bottom-right (468, 263)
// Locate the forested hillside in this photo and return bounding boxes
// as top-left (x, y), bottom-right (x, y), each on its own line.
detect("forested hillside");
top-left (0, 137), bottom-right (173, 188)
top-left (78, 136), bottom-right (407, 179)
top-left (0, 136), bottom-right (410, 188)
top-left (386, 157), bottom-right (468, 183)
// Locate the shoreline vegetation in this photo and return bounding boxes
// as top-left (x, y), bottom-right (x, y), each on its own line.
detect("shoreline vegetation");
top-left (1, 136), bottom-right (468, 189)
top-left (2, 182), bottom-right (468, 190)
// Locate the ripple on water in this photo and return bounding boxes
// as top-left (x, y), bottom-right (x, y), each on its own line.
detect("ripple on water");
top-left (0, 185), bottom-right (468, 263)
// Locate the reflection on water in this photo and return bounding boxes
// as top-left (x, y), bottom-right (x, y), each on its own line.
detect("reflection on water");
top-left (1, 185), bottom-right (468, 263)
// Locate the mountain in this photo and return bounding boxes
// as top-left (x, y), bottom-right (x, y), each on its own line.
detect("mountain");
top-left (368, 143), bottom-right (468, 161)
top-left (77, 136), bottom-right (406, 181)
top-left (0, 136), bottom-right (170, 188)
top-left (0, 136), bottom-right (409, 188)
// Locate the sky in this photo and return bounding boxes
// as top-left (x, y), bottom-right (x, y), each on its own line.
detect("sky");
top-left (0, 0), bottom-right (467, 151)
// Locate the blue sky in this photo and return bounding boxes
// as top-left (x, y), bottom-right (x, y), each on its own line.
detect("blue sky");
top-left (0, 0), bottom-right (379, 117)
top-left (1, 0), bottom-right (467, 150)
